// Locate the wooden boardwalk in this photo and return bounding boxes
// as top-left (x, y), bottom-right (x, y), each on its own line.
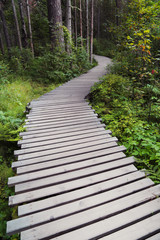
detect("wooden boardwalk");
top-left (7, 55), bottom-right (160, 239)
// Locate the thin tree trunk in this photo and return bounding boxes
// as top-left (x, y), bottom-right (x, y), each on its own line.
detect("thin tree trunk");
top-left (86, 0), bottom-right (89, 55)
top-left (47, 0), bottom-right (64, 50)
top-left (18, 0), bottom-right (28, 48)
top-left (97, 2), bottom-right (100, 39)
top-left (0, 3), bottom-right (11, 54)
top-left (79, 0), bottom-right (83, 46)
top-left (26, 0), bottom-right (34, 56)
top-left (90, 0), bottom-right (94, 63)
top-left (66, 0), bottom-right (72, 53)
top-left (12, 0), bottom-right (22, 50)
top-left (74, 0), bottom-right (77, 48)
top-left (0, 30), bottom-right (4, 54)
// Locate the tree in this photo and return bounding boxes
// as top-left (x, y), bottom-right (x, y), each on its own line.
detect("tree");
top-left (0, 29), bottom-right (4, 54)
top-left (74, 0), bottom-right (77, 47)
top-left (79, 0), bottom-right (83, 46)
top-left (26, 0), bottom-right (34, 56)
top-left (12, 0), bottom-right (22, 50)
top-left (18, 0), bottom-right (28, 48)
top-left (86, 0), bottom-right (89, 55)
top-left (90, 0), bottom-right (94, 63)
top-left (0, 2), bottom-right (11, 54)
top-left (47, 0), bottom-right (64, 50)
top-left (66, 0), bottom-right (72, 52)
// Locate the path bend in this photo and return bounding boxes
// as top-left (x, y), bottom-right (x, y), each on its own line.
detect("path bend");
top-left (7, 55), bottom-right (160, 240)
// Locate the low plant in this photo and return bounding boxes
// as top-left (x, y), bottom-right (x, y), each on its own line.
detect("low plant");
top-left (90, 74), bottom-right (160, 183)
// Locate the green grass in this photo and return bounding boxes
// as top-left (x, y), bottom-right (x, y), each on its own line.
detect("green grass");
top-left (0, 76), bottom-right (59, 239)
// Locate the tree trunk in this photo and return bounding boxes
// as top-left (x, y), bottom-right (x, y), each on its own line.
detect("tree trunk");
top-left (26, 0), bottom-right (34, 56)
top-left (47, 0), bottom-right (64, 50)
top-left (12, 0), bottom-right (22, 50)
top-left (79, 0), bottom-right (83, 46)
top-left (97, 1), bottom-right (100, 39)
top-left (18, 0), bottom-right (28, 48)
top-left (86, 0), bottom-right (89, 55)
top-left (115, 0), bottom-right (121, 26)
top-left (66, 0), bottom-right (72, 52)
top-left (90, 0), bottom-right (94, 63)
top-left (0, 30), bottom-right (4, 54)
top-left (74, 0), bottom-right (77, 48)
top-left (0, 3), bottom-right (11, 54)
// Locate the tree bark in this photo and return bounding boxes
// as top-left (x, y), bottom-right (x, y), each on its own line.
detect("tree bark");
top-left (66, 0), bottom-right (72, 52)
top-left (74, 0), bottom-right (77, 48)
top-left (18, 0), bottom-right (28, 48)
top-left (86, 0), bottom-right (89, 55)
top-left (115, 0), bottom-right (121, 26)
top-left (0, 30), bottom-right (4, 54)
top-left (0, 2), bottom-right (11, 54)
top-left (90, 0), bottom-right (94, 63)
top-left (47, 0), bottom-right (64, 50)
top-left (26, 0), bottom-right (34, 56)
top-left (12, 0), bottom-right (22, 50)
top-left (79, 0), bottom-right (83, 46)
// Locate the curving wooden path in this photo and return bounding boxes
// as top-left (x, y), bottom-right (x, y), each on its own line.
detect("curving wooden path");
top-left (7, 55), bottom-right (160, 239)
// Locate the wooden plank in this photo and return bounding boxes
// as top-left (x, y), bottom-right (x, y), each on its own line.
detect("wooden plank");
top-left (18, 128), bottom-right (108, 146)
top-left (17, 171), bottom-right (147, 217)
top-left (100, 214), bottom-right (160, 240)
top-left (20, 131), bottom-right (110, 149)
top-left (25, 113), bottom-right (98, 125)
top-left (27, 105), bottom-right (92, 117)
top-left (14, 135), bottom-right (116, 156)
top-left (16, 149), bottom-right (125, 175)
top-left (9, 165), bottom-right (136, 206)
top-left (26, 109), bottom-right (96, 121)
top-left (23, 118), bottom-right (102, 131)
top-left (7, 178), bottom-right (157, 235)
top-left (15, 155), bottom-right (132, 193)
top-left (24, 115), bottom-right (98, 128)
top-left (147, 233), bottom-right (160, 240)
top-left (9, 156), bottom-right (134, 187)
top-left (29, 102), bottom-right (89, 112)
top-left (20, 195), bottom-right (160, 240)
top-left (17, 140), bottom-right (118, 161)
top-left (19, 123), bottom-right (107, 138)
top-left (12, 145), bottom-right (125, 169)
top-left (30, 99), bottom-right (86, 107)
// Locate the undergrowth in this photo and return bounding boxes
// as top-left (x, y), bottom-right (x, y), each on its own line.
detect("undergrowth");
top-left (89, 74), bottom-right (160, 183)
top-left (0, 47), bottom-right (94, 239)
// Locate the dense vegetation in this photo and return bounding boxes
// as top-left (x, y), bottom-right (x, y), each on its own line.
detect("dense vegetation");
top-left (0, 1), bottom-right (95, 238)
top-left (90, 0), bottom-right (160, 182)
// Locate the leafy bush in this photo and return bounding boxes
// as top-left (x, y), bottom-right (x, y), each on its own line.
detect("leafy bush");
top-left (93, 38), bottom-right (116, 58)
top-left (90, 74), bottom-right (160, 183)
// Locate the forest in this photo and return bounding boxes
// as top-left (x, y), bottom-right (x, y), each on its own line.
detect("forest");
top-left (0, 0), bottom-right (159, 239)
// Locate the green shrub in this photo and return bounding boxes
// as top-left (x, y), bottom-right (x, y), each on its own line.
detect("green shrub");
top-left (90, 74), bottom-right (160, 183)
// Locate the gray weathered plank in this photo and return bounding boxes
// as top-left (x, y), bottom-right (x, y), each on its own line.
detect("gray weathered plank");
top-left (9, 154), bottom-right (130, 186)
top-left (9, 165), bottom-right (136, 206)
top-left (17, 140), bottom-right (118, 161)
top-left (15, 156), bottom-right (132, 193)
top-left (7, 178), bottom-right (157, 235)
top-left (17, 171), bottom-right (148, 217)
top-left (16, 150), bottom-right (125, 174)
top-left (18, 128), bottom-right (108, 146)
top-left (20, 197), bottom-right (160, 240)
top-left (14, 135), bottom-right (116, 156)
top-left (12, 145), bottom-right (125, 169)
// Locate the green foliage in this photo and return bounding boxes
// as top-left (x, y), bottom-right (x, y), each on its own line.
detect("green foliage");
top-left (0, 160), bottom-right (19, 240)
top-left (93, 38), bottom-right (116, 58)
top-left (90, 74), bottom-right (160, 183)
